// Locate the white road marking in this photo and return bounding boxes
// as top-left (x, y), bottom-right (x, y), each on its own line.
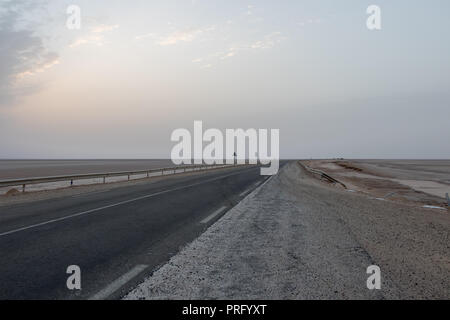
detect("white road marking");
top-left (239, 181), bottom-right (262, 197)
top-left (422, 205), bottom-right (446, 210)
top-left (89, 264), bottom-right (148, 300)
top-left (239, 189), bottom-right (251, 197)
top-left (200, 175), bottom-right (274, 225)
top-left (0, 167), bottom-right (257, 238)
top-left (201, 206), bottom-right (228, 224)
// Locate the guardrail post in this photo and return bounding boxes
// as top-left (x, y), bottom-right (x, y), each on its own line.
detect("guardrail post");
top-left (147, 171), bottom-right (149, 178)
top-left (128, 175), bottom-right (130, 181)
top-left (103, 176), bottom-right (106, 184)
top-left (22, 184), bottom-right (25, 193)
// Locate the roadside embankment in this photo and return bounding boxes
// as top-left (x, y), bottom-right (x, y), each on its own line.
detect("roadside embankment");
top-left (303, 159), bottom-right (449, 209)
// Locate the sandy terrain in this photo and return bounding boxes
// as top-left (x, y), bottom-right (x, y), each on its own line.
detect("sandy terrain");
top-left (302, 159), bottom-right (450, 209)
top-left (125, 162), bottom-right (450, 300)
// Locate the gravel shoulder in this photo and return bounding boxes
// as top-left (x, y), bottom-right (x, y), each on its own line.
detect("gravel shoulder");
top-left (125, 161), bottom-right (450, 300)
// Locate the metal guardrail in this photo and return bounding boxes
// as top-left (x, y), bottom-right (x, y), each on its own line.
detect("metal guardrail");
top-left (298, 161), bottom-right (347, 189)
top-left (0, 163), bottom-right (238, 192)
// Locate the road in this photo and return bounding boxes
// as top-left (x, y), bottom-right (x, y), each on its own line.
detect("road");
top-left (0, 164), bottom-right (282, 299)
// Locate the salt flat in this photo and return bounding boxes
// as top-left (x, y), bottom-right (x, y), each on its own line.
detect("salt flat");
top-left (304, 159), bottom-right (450, 208)
top-left (0, 159), bottom-right (175, 180)
top-left (351, 159), bottom-right (450, 184)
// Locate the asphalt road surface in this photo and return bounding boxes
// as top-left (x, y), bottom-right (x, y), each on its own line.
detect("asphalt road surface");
top-left (0, 164), bottom-right (280, 299)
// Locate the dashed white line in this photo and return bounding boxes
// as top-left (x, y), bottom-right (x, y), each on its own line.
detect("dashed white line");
top-left (423, 205), bottom-right (446, 210)
top-left (200, 206), bottom-right (228, 224)
top-left (89, 264), bottom-right (148, 300)
top-left (0, 167), bottom-right (257, 238)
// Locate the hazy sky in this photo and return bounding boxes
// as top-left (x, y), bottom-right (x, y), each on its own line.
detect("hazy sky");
top-left (1, 0), bottom-right (449, 159)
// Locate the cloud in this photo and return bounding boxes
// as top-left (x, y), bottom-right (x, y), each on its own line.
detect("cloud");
top-left (70, 24), bottom-right (119, 48)
top-left (213, 32), bottom-right (284, 63)
top-left (223, 51), bottom-right (236, 58)
top-left (0, 1), bottom-right (59, 106)
top-left (250, 32), bottom-right (283, 49)
top-left (91, 24), bottom-right (119, 33)
top-left (16, 53), bottom-right (60, 78)
top-left (70, 34), bottom-right (105, 48)
top-left (158, 26), bottom-right (215, 46)
top-left (136, 26), bottom-right (215, 46)
top-left (158, 30), bottom-right (202, 46)
top-left (184, 6), bottom-right (283, 69)
top-left (135, 33), bottom-right (156, 40)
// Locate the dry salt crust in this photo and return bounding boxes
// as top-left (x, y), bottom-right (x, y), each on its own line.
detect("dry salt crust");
top-left (304, 160), bottom-right (449, 208)
top-left (125, 162), bottom-right (450, 300)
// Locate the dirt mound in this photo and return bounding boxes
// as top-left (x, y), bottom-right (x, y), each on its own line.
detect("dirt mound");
top-left (336, 162), bottom-right (363, 172)
top-left (5, 188), bottom-right (20, 196)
